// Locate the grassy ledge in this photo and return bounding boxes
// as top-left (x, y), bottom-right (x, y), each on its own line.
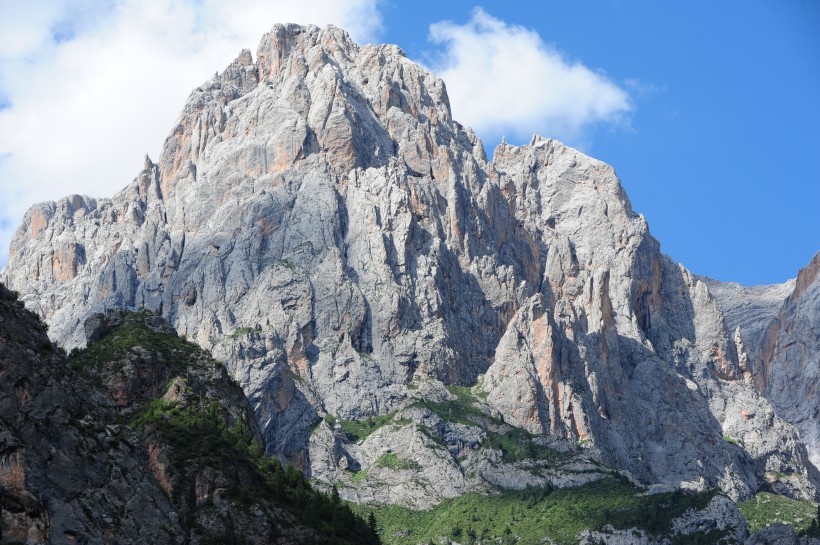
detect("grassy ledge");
top-left (357, 478), bottom-right (718, 545)
top-left (375, 452), bottom-right (420, 471)
top-left (67, 311), bottom-right (201, 373)
top-left (339, 412), bottom-right (398, 443)
top-left (738, 492), bottom-right (817, 534)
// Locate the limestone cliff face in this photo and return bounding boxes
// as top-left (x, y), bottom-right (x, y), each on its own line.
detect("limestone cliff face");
top-left (703, 253), bottom-right (820, 469)
top-left (699, 276), bottom-right (795, 367)
top-left (756, 254), bottom-right (820, 467)
top-left (2, 24), bottom-right (817, 503)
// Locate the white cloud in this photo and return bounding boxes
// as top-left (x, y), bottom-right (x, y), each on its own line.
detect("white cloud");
top-left (426, 8), bottom-right (631, 150)
top-left (0, 0), bottom-right (382, 267)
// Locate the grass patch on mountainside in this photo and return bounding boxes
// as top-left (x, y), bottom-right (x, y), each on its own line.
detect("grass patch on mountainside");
top-left (230, 326), bottom-right (255, 338)
top-left (738, 492), bottom-right (817, 534)
top-left (339, 412), bottom-right (398, 443)
top-left (413, 385), bottom-right (493, 427)
top-left (414, 385), bottom-right (568, 464)
top-left (482, 428), bottom-right (568, 464)
top-left (67, 311), bottom-right (200, 373)
top-left (357, 478), bottom-right (718, 545)
top-left (130, 400), bottom-right (260, 479)
top-left (375, 452), bottom-right (420, 471)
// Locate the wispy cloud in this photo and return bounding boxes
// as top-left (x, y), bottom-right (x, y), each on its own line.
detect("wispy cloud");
top-left (426, 8), bottom-right (632, 150)
top-left (624, 78), bottom-right (666, 98)
top-left (0, 0), bottom-right (382, 268)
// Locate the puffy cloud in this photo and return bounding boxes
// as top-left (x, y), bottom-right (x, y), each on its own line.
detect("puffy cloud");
top-left (426, 8), bottom-right (631, 149)
top-left (0, 0), bottom-right (382, 266)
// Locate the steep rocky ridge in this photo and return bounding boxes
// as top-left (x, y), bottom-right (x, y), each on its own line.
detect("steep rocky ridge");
top-left (702, 253), bottom-right (820, 469)
top-left (2, 23), bottom-right (818, 505)
top-left (0, 283), bottom-right (183, 543)
top-left (755, 253), bottom-right (820, 468)
top-left (699, 276), bottom-right (794, 365)
top-left (0, 284), bottom-right (380, 544)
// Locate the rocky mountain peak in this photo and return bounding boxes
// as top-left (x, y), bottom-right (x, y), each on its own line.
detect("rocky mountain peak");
top-left (158, 22), bottom-right (458, 205)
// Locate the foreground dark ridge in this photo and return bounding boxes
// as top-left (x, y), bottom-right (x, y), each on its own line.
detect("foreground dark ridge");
top-left (0, 282), bottom-right (380, 544)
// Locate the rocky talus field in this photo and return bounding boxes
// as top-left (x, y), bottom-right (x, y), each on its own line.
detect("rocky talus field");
top-left (2, 23), bottom-right (819, 545)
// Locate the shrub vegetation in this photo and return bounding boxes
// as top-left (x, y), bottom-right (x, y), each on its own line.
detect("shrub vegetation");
top-left (357, 478), bottom-right (718, 545)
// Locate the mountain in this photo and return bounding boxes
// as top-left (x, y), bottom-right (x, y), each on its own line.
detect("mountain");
top-left (706, 253), bottom-right (820, 468)
top-left (2, 22), bottom-right (818, 514)
top-left (0, 283), bottom-right (380, 544)
top-left (698, 276), bottom-right (795, 366)
top-left (9, 282), bottom-right (802, 545)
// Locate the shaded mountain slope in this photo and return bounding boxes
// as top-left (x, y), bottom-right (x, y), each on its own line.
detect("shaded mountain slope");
top-left (0, 283), bottom-right (380, 544)
top-left (702, 252), bottom-right (820, 468)
top-left (699, 275), bottom-right (794, 365)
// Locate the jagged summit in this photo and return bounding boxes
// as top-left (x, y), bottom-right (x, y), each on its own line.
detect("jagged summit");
top-left (2, 23), bottom-right (818, 509)
top-left (156, 23), bottom-right (461, 200)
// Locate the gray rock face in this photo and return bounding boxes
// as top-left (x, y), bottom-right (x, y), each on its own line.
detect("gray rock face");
top-left (705, 254), bottom-right (820, 474)
top-left (744, 523), bottom-right (820, 545)
top-left (754, 254), bottom-right (820, 468)
top-left (705, 253), bottom-right (820, 470)
top-left (700, 276), bottom-right (794, 366)
top-left (672, 495), bottom-right (749, 542)
top-left (2, 23), bottom-right (817, 505)
top-left (745, 524), bottom-right (800, 545)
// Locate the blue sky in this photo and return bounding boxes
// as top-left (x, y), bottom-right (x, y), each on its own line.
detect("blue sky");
top-left (0, 0), bottom-right (817, 284)
top-left (380, 0), bottom-right (820, 285)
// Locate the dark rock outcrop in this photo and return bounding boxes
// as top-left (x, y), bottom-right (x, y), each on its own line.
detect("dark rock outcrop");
top-left (0, 284), bottom-right (183, 543)
top-left (0, 283), bottom-right (379, 544)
